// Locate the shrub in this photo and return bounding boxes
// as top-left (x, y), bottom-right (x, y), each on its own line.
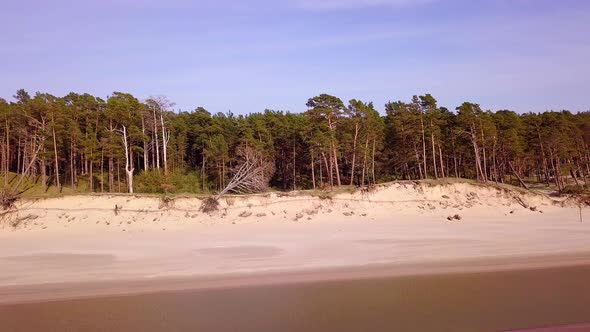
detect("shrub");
top-left (562, 185), bottom-right (590, 205)
top-left (134, 170), bottom-right (203, 194)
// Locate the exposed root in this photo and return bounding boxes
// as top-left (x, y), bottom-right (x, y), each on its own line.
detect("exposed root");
top-left (200, 196), bottom-right (220, 213)
top-left (159, 196), bottom-right (175, 210)
top-left (0, 189), bottom-right (17, 211)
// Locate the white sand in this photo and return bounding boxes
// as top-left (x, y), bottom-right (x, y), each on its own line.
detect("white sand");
top-left (1, 181), bottom-right (589, 302)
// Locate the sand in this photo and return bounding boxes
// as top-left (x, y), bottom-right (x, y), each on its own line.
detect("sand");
top-left (0, 181), bottom-right (589, 304)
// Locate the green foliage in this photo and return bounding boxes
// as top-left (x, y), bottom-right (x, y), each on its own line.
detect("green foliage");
top-left (1, 88), bottom-right (589, 196)
top-left (134, 170), bottom-right (202, 194)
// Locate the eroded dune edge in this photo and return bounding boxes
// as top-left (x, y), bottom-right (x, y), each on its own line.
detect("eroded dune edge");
top-left (3, 181), bottom-right (574, 230)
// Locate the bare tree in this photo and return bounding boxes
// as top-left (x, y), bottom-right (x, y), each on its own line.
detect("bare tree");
top-left (201, 145), bottom-right (274, 212)
top-left (1, 115), bottom-right (46, 210)
top-left (146, 96), bottom-right (174, 174)
top-left (118, 125), bottom-right (134, 193)
top-left (160, 112), bottom-right (170, 175)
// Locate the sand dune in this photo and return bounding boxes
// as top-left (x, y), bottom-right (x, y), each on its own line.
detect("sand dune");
top-left (0, 181), bottom-right (588, 303)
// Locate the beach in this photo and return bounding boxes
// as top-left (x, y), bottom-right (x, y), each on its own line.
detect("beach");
top-left (1, 182), bottom-right (589, 330)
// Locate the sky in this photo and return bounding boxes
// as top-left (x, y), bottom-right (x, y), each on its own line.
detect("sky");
top-left (1, 0), bottom-right (589, 114)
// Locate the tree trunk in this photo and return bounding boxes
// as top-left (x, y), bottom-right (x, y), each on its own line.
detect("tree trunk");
top-left (70, 140), bottom-right (75, 189)
top-left (311, 149), bottom-right (316, 190)
top-left (438, 144), bottom-right (445, 178)
top-left (121, 125), bottom-right (134, 193)
top-left (480, 125), bottom-right (488, 182)
top-left (108, 154), bottom-right (114, 192)
top-left (117, 158), bottom-right (121, 192)
top-left (331, 140), bottom-right (341, 186)
top-left (431, 122), bottom-right (438, 179)
top-left (153, 107), bottom-right (160, 170)
top-left (420, 114), bottom-right (427, 178)
top-left (16, 135), bottom-right (21, 179)
top-left (160, 113), bottom-right (168, 175)
top-left (100, 146), bottom-right (104, 192)
top-left (292, 141), bottom-right (296, 190)
top-left (40, 155), bottom-right (46, 191)
top-left (509, 161), bottom-right (528, 189)
top-left (141, 114), bottom-right (148, 171)
top-left (52, 117), bottom-right (61, 192)
top-left (548, 149), bottom-right (560, 191)
top-left (322, 151), bottom-right (332, 189)
top-left (470, 123), bottom-right (485, 182)
top-left (318, 151), bottom-right (323, 187)
top-left (413, 142), bottom-right (423, 180)
top-left (108, 122), bottom-right (114, 192)
top-left (570, 168), bottom-right (580, 186)
top-left (492, 137), bottom-right (498, 183)
top-left (89, 156), bottom-right (93, 192)
top-left (327, 118), bottom-right (341, 186)
top-left (202, 154), bottom-right (206, 192)
top-left (350, 123), bottom-right (359, 186)
top-left (361, 137), bottom-right (369, 185)
top-left (4, 118), bottom-right (9, 186)
top-left (371, 138), bottom-right (376, 184)
top-left (538, 129), bottom-right (550, 185)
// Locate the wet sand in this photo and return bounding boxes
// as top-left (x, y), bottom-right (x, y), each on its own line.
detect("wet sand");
top-left (1, 264), bottom-right (590, 332)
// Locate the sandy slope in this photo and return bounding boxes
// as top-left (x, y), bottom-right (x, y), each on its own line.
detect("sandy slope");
top-left (1, 181), bottom-right (589, 302)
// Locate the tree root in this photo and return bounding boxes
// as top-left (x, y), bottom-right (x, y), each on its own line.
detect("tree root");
top-left (200, 196), bottom-right (220, 213)
top-left (0, 189), bottom-right (17, 211)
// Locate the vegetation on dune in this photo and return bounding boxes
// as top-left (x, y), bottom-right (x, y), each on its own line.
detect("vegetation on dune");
top-left (561, 185), bottom-right (590, 206)
top-left (134, 170), bottom-right (202, 194)
top-left (0, 90), bottom-right (588, 207)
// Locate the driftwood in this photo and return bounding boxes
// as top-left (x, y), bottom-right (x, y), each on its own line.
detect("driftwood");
top-left (1, 134), bottom-right (44, 211)
top-left (513, 195), bottom-right (529, 209)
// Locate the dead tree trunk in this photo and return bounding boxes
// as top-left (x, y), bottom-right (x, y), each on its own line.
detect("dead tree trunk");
top-left (200, 146), bottom-right (274, 213)
top-left (509, 161), bottom-right (528, 189)
top-left (120, 125), bottom-right (134, 193)
top-left (152, 106), bottom-right (160, 170)
top-left (160, 113), bottom-right (169, 175)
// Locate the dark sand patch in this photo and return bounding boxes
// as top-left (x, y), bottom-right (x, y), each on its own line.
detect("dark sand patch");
top-left (0, 253), bottom-right (115, 268)
top-left (194, 246), bottom-right (282, 259)
top-left (356, 238), bottom-right (479, 246)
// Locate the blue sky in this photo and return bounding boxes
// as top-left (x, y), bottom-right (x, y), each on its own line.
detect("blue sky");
top-left (2, 0), bottom-right (589, 114)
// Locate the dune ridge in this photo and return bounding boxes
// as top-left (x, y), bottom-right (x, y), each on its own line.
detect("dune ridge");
top-left (3, 181), bottom-right (569, 231)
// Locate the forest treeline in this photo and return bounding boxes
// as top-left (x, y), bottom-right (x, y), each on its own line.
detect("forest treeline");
top-left (0, 89), bottom-right (588, 195)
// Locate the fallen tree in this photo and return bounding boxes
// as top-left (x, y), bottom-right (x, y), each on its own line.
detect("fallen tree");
top-left (200, 145), bottom-right (274, 213)
top-left (1, 131), bottom-right (44, 211)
